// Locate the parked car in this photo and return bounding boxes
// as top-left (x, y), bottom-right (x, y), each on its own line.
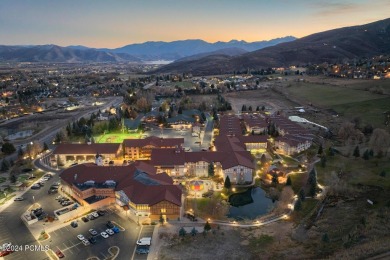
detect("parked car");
top-left (106, 229), bottom-right (114, 236)
top-left (77, 234), bottom-right (85, 241)
top-left (55, 250), bottom-right (64, 258)
top-left (112, 226), bottom-right (120, 233)
top-left (97, 210), bottom-right (106, 216)
top-left (81, 217), bottom-right (89, 222)
top-left (87, 214), bottom-right (95, 220)
top-left (106, 221), bottom-right (114, 228)
top-left (82, 239), bottom-right (90, 246)
top-left (101, 232), bottom-right (109, 239)
top-left (89, 229), bottom-right (98, 236)
top-left (108, 161), bottom-right (114, 165)
top-left (88, 236), bottom-right (97, 244)
top-left (91, 212), bottom-right (99, 218)
top-left (136, 245), bottom-right (150, 254)
top-left (14, 197), bottom-right (24, 201)
top-left (71, 221), bottom-right (78, 228)
top-left (31, 184), bottom-right (40, 190)
top-left (48, 189), bottom-right (58, 194)
top-left (136, 237), bottom-right (152, 246)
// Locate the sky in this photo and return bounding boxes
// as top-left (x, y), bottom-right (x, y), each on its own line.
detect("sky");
top-left (1, 0), bottom-right (390, 48)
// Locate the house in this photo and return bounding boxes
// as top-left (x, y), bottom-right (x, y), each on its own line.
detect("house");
top-left (274, 134), bottom-right (312, 155)
top-left (123, 114), bottom-right (144, 132)
top-left (123, 136), bottom-right (184, 160)
top-left (52, 143), bottom-right (122, 163)
top-left (242, 114), bottom-right (268, 134)
top-left (166, 114), bottom-right (195, 129)
top-left (59, 162), bottom-right (182, 221)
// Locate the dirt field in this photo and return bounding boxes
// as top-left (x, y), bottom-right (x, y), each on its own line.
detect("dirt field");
top-left (224, 88), bottom-right (299, 114)
top-left (157, 224), bottom-right (252, 260)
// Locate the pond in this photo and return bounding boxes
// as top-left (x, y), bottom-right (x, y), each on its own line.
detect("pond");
top-left (228, 187), bottom-right (275, 220)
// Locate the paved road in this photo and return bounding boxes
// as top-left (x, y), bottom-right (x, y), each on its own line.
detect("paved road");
top-left (0, 183), bottom-right (53, 259)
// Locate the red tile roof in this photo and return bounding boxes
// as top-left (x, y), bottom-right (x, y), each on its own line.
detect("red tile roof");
top-left (59, 161), bottom-right (181, 206)
top-left (53, 143), bottom-right (121, 155)
top-left (123, 136), bottom-right (184, 148)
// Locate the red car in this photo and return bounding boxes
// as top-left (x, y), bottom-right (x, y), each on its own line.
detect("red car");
top-left (56, 250), bottom-right (65, 258)
top-left (0, 250), bottom-right (13, 257)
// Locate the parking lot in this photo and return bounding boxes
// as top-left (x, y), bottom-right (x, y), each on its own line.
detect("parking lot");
top-left (133, 225), bottom-right (155, 260)
top-left (40, 207), bottom-right (143, 260)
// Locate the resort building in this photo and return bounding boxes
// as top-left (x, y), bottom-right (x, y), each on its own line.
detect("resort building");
top-left (52, 143), bottom-right (122, 164)
top-left (123, 136), bottom-right (184, 160)
top-left (59, 162), bottom-right (182, 221)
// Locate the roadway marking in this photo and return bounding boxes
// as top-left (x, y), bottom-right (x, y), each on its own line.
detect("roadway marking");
top-left (100, 252), bottom-right (107, 259)
top-left (131, 225), bottom-right (143, 260)
top-left (112, 221), bottom-right (125, 231)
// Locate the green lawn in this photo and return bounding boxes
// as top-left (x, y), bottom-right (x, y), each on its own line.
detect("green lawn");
top-left (285, 82), bottom-right (386, 107)
top-left (95, 132), bottom-right (143, 143)
top-left (289, 172), bottom-right (307, 193)
top-left (331, 97), bottom-right (390, 128)
top-left (316, 154), bottom-right (390, 190)
top-left (291, 198), bottom-right (319, 223)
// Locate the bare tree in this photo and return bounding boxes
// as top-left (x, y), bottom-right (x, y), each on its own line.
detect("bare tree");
top-left (369, 128), bottom-right (390, 156)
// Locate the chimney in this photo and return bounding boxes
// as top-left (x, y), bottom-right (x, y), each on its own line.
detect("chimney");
top-left (74, 174), bottom-right (77, 180)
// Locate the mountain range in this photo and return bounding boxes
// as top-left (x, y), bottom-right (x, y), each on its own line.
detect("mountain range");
top-left (0, 37), bottom-right (296, 63)
top-left (155, 18), bottom-right (390, 75)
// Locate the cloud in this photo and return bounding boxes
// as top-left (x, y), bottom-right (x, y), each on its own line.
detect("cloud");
top-left (309, 1), bottom-right (362, 17)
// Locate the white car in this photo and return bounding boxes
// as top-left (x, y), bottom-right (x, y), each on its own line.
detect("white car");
top-left (106, 229), bottom-right (114, 236)
top-left (14, 197), bottom-right (24, 201)
top-left (101, 232), bottom-right (109, 239)
top-left (82, 239), bottom-right (90, 246)
top-left (92, 212), bottom-right (99, 218)
top-left (42, 177), bottom-right (49, 181)
top-left (77, 234), bottom-right (85, 241)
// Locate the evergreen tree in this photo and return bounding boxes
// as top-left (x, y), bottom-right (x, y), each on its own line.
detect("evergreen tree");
top-left (241, 105), bottom-right (247, 112)
top-left (328, 147), bottom-right (335, 157)
top-left (43, 142), bottom-right (49, 152)
top-left (320, 156), bottom-right (327, 168)
top-left (224, 176), bottom-right (231, 189)
top-left (353, 146), bottom-right (360, 158)
top-left (178, 107), bottom-right (183, 114)
top-left (318, 144), bottom-right (323, 155)
top-left (363, 149), bottom-right (370, 160)
top-left (261, 105), bottom-right (265, 111)
top-left (1, 159), bottom-right (10, 172)
top-left (299, 188), bottom-right (306, 201)
top-left (204, 221), bottom-right (211, 232)
top-left (272, 173), bottom-right (279, 185)
top-left (159, 213), bottom-right (164, 224)
top-left (17, 146), bottom-right (24, 158)
top-left (179, 227), bottom-right (187, 237)
top-left (260, 154), bottom-right (267, 165)
top-left (208, 162), bottom-right (215, 177)
top-left (1, 142), bottom-right (16, 155)
top-left (286, 176), bottom-right (292, 186)
top-left (322, 233), bottom-right (330, 243)
top-left (191, 227), bottom-right (198, 236)
top-left (294, 198), bottom-right (302, 211)
top-left (309, 181), bottom-right (317, 197)
top-left (256, 106), bottom-right (260, 111)
top-left (248, 106), bottom-right (252, 111)
top-left (10, 174), bottom-right (17, 183)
